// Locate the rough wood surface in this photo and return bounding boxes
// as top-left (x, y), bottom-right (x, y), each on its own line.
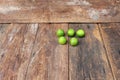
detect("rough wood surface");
top-left (0, 23), bottom-right (120, 80)
top-left (99, 23), bottom-right (120, 80)
top-left (49, 0), bottom-right (120, 23)
top-left (0, 24), bottom-right (39, 80)
top-left (25, 24), bottom-right (68, 80)
top-left (0, 0), bottom-right (120, 23)
top-left (0, 24), bottom-right (69, 80)
top-left (0, 0), bottom-right (49, 23)
top-left (69, 24), bottom-right (114, 80)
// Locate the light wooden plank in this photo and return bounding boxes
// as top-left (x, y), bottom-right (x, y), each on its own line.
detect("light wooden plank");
top-left (25, 24), bottom-right (68, 80)
top-left (0, 0), bottom-right (49, 23)
top-left (48, 0), bottom-right (120, 23)
top-left (0, 0), bottom-right (119, 23)
top-left (99, 23), bottom-right (120, 80)
top-left (69, 24), bottom-right (114, 80)
top-left (0, 24), bottom-right (38, 80)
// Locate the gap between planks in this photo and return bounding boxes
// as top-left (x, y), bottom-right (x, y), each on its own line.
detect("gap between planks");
top-left (98, 24), bottom-right (116, 80)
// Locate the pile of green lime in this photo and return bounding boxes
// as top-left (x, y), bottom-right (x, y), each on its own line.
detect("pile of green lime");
top-left (56, 28), bottom-right (85, 46)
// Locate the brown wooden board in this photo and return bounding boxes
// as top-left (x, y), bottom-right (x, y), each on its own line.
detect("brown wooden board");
top-left (25, 24), bottom-right (68, 80)
top-left (69, 24), bottom-right (114, 80)
top-left (99, 23), bottom-right (120, 80)
top-left (0, 0), bottom-right (49, 23)
top-left (49, 0), bottom-right (120, 23)
top-left (0, 24), bottom-right (38, 80)
top-left (0, 0), bottom-right (120, 23)
top-left (0, 23), bottom-right (120, 80)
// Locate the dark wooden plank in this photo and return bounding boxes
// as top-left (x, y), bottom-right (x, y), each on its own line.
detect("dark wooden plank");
top-left (0, 0), bottom-right (49, 23)
top-left (99, 23), bottom-right (120, 80)
top-left (49, 0), bottom-right (120, 23)
top-left (0, 0), bottom-right (120, 23)
top-left (0, 24), bottom-right (38, 80)
top-left (69, 24), bottom-right (114, 80)
top-left (25, 24), bottom-right (68, 80)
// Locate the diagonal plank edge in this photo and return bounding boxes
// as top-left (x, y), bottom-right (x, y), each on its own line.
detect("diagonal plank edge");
top-left (99, 23), bottom-right (120, 80)
top-left (69, 24), bottom-right (114, 80)
top-left (0, 0), bottom-right (120, 23)
top-left (25, 24), bottom-right (68, 80)
top-left (0, 24), bottom-right (38, 80)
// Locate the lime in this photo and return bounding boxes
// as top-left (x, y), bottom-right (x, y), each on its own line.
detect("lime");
top-left (56, 29), bottom-right (65, 37)
top-left (67, 28), bottom-right (75, 37)
top-left (58, 37), bottom-right (67, 45)
top-left (70, 38), bottom-right (78, 46)
top-left (76, 29), bottom-right (85, 37)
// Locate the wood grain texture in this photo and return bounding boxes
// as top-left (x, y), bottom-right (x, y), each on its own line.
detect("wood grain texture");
top-left (0, 0), bottom-right (49, 23)
top-left (69, 24), bottom-right (114, 80)
top-left (99, 23), bottom-right (120, 80)
top-left (0, 0), bottom-right (119, 23)
top-left (25, 24), bottom-right (68, 80)
top-left (0, 23), bottom-right (119, 80)
top-left (0, 24), bottom-right (38, 80)
top-left (49, 0), bottom-right (120, 23)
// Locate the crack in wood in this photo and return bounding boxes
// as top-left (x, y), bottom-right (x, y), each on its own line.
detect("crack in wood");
top-left (24, 24), bottom-right (39, 80)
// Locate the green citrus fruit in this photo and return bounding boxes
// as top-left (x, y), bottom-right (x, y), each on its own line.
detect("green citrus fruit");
top-left (70, 38), bottom-right (78, 46)
top-left (58, 37), bottom-right (67, 45)
top-left (76, 29), bottom-right (85, 37)
top-left (56, 29), bottom-right (65, 37)
top-left (67, 28), bottom-right (75, 37)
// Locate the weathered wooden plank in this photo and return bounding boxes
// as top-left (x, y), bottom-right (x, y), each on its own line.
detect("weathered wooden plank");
top-left (25, 24), bottom-right (68, 80)
top-left (99, 23), bottom-right (120, 80)
top-left (48, 0), bottom-right (120, 22)
top-left (69, 24), bottom-right (114, 80)
top-left (0, 0), bottom-right (119, 23)
top-left (0, 24), bottom-right (38, 80)
top-left (0, 0), bottom-right (49, 23)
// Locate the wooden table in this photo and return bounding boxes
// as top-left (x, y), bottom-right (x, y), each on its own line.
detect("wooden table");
top-left (0, 0), bottom-right (120, 80)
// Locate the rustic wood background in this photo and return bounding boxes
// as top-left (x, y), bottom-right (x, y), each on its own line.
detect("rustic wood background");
top-left (0, 0), bottom-right (120, 80)
top-left (0, 23), bottom-right (120, 80)
top-left (0, 0), bottom-right (120, 23)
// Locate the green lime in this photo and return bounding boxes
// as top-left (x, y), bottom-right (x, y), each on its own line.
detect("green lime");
top-left (56, 29), bottom-right (65, 37)
top-left (76, 29), bottom-right (85, 37)
top-left (67, 28), bottom-right (75, 37)
top-left (70, 38), bottom-right (78, 46)
top-left (58, 37), bottom-right (67, 45)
